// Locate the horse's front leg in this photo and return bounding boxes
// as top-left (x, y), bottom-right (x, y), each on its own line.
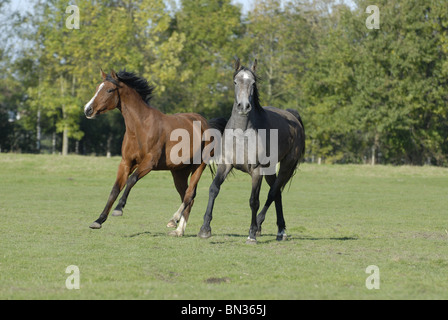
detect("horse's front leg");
top-left (112, 154), bottom-right (155, 217)
top-left (89, 160), bottom-right (131, 229)
top-left (169, 162), bottom-right (206, 237)
top-left (247, 169), bottom-right (263, 244)
top-left (198, 163), bottom-right (233, 239)
top-left (111, 165), bottom-right (139, 217)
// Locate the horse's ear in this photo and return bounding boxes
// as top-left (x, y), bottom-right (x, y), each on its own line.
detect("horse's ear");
top-left (234, 57), bottom-right (241, 71)
top-left (251, 59), bottom-right (258, 73)
top-left (100, 68), bottom-right (107, 80)
top-left (110, 69), bottom-right (118, 80)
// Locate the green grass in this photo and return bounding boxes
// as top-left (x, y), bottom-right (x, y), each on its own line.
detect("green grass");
top-left (1, 154), bottom-right (448, 299)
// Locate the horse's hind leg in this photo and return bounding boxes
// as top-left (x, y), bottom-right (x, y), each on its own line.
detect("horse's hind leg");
top-left (273, 190), bottom-right (286, 241)
top-left (256, 173), bottom-right (276, 236)
top-left (167, 203), bottom-right (185, 228)
top-left (256, 163), bottom-right (292, 241)
top-left (167, 169), bottom-right (190, 228)
top-left (169, 163), bottom-right (206, 237)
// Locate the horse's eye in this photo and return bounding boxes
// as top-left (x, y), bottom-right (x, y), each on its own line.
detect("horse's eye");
top-left (107, 89), bottom-right (114, 93)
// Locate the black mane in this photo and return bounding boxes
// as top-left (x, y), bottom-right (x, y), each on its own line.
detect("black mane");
top-left (106, 70), bottom-right (155, 104)
top-left (233, 66), bottom-right (263, 111)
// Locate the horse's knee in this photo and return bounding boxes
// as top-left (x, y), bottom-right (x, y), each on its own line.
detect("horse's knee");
top-left (249, 197), bottom-right (260, 211)
top-left (209, 183), bottom-right (220, 198)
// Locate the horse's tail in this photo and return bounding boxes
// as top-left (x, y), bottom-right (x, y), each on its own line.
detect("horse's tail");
top-left (281, 109), bottom-right (306, 191)
top-left (206, 117), bottom-right (228, 177)
top-left (286, 108), bottom-right (305, 158)
top-left (286, 109), bottom-right (305, 137)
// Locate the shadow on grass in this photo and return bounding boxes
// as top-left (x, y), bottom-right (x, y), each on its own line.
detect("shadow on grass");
top-left (125, 231), bottom-right (153, 238)
top-left (124, 231), bottom-right (358, 243)
top-left (291, 235), bottom-right (359, 241)
top-left (254, 234), bottom-right (359, 244)
top-left (124, 231), bottom-right (199, 238)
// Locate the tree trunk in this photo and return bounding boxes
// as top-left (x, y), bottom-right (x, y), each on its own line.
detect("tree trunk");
top-left (52, 131), bottom-right (56, 154)
top-left (36, 109), bottom-right (41, 153)
top-left (36, 73), bottom-right (42, 153)
top-left (62, 127), bottom-right (69, 156)
top-left (61, 75), bottom-right (69, 156)
top-left (106, 133), bottom-right (112, 158)
top-left (371, 132), bottom-right (380, 165)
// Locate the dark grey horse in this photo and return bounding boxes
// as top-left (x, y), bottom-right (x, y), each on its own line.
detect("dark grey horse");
top-left (198, 58), bottom-right (305, 244)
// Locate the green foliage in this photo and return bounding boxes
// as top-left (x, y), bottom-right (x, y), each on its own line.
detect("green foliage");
top-left (169, 0), bottom-right (244, 115)
top-left (1, 0), bottom-right (447, 164)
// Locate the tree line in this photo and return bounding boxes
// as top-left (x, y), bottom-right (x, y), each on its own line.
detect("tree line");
top-left (1, 0), bottom-right (447, 165)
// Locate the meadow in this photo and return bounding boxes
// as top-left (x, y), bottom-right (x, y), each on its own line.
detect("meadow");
top-left (1, 154), bottom-right (447, 299)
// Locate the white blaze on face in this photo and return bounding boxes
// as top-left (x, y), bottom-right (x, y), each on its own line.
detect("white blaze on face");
top-left (241, 71), bottom-right (252, 80)
top-left (84, 82), bottom-right (105, 117)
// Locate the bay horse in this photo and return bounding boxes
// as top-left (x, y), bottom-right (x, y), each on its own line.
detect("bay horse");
top-left (84, 69), bottom-right (225, 236)
top-left (197, 58), bottom-right (305, 244)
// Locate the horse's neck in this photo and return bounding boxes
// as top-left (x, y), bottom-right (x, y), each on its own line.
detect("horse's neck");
top-left (229, 109), bottom-right (262, 130)
top-left (120, 88), bottom-right (160, 133)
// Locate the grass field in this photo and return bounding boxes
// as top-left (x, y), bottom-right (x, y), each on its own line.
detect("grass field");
top-left (1, 153), bottom-right (448, 299)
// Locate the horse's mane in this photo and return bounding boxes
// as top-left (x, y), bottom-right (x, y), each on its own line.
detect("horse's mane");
top-left (106, 70), bottom-right (155, 105)
top-left (233, 66), bottom-right (264, 112)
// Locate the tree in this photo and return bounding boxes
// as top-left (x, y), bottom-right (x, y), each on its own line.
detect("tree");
top-left (352, 0), bottom-right (448, 165)
top-left (172, 0), bottom-right (244, 117)
top-left (244, 0), bottom-right (312, 110)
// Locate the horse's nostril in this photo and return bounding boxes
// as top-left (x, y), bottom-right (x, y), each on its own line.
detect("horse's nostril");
top-left (85, 106), bottom-right (93, 117)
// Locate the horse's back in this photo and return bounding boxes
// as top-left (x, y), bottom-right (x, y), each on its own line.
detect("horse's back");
top-left (170, 112), bottom-right (208, 124)
top-left (262, 106), bottom-right (304, 137)
top-left (262, 106), bottom-right (305, 163)
top-left (164, 112), bottom-right (209, 132)
top-left (263, 106), bottom-right (301, 126)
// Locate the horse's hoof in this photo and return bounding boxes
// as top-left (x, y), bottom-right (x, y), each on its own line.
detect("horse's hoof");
top-left (246, 238), bottom-right (257, 245)
top-left (111, 209), bottom-right (123, 217)
top-left (89, 222), bottom-right (102, 229)
top-left (198, 229), bottom-right (211, 239)
top-left (168, 230), bottom-right (183, 237)
top-left (166, 219), bottom-right (177, 228)
top-left (276, 233), bottom-right (287, 241)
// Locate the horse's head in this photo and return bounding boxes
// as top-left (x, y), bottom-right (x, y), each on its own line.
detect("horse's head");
top-left (232, 57), bottom-right (258, 116)
top-left (84, 69), bottom-right (122, 119)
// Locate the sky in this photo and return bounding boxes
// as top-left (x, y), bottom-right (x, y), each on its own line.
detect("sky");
top-left (6, 0), bottom-right (357, 15)
top-left (234, 0), bottom-right (356, 13)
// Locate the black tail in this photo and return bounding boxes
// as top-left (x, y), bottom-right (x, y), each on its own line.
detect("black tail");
top-left (206, 117), bottom-right (228, 177)
top-left (286, 109), bottom-right (305, 135)
top-left (282, 109), bottom-right (306, 191)
top-left (286, 108), bottom-right (305, 157)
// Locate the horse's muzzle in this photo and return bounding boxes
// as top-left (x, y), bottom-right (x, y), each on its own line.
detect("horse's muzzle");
top-left (84, 105), bottom-right (94, 119)
top-left (237, 102), bottom-right (252, 116)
